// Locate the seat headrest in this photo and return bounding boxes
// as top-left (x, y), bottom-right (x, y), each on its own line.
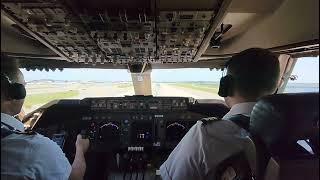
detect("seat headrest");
top-left (249, 93), bottom-right (319, 154)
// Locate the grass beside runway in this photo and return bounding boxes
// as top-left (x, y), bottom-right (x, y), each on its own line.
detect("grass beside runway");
top-left (115, 83), bottom-right (133, 88)
top-left (24, 90), bottom-right (79, 109)
top-left (22, 82), bottom-right (133, 113)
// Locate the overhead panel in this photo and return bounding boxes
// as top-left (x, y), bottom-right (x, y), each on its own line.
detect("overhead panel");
top-left (157, 11), bottom-right (213, 63)
top-left (1, 0), bottom-right (220, 65)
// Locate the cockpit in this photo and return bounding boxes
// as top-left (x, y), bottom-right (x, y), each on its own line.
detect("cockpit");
top-left (1, 0), bottom-right (319, 179)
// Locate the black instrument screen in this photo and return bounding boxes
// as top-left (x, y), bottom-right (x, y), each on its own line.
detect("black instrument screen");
top-left (131, 121), bottom-right (153, 145)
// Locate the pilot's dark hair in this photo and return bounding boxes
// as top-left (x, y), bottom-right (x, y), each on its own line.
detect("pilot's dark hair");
top-left (226, 48), bottom-right (280, 99)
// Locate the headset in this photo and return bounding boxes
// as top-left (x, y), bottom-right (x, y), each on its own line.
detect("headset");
top-left (218, 72), bottom-right (234, 97)
top-left (218, 57), bottom-right (237, 97)
top-left (1, 73), bottom-right (26, 100)
top-left (218, 66), bottom-right (279, 97)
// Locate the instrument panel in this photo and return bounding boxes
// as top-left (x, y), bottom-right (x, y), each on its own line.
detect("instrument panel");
top-left (81, 110), bottom-right (200, 152)
top-left (26, 96), bottom-right (229, 152)
top-left (25, 96), bottom-right (229, 179)
top-left (86, 96), bottom-right (192, 111)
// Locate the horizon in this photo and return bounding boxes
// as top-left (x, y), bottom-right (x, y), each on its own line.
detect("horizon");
top-left (25, 79), bottom-right (319, 85)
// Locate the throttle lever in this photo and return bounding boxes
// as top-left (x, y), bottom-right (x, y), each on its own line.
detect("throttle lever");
top-left (79, 129), bottom-right (95, 152)
top-left (80, 129), bottom-right (89, 139)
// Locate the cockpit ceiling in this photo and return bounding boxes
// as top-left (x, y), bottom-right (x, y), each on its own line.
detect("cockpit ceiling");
top-left (1, 0), bottom-right (319, 69)
top-left (1, 0), bottom-right (221, 65)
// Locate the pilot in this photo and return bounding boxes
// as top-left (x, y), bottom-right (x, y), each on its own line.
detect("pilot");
top-left (159, 48), bottom-right (280, 180)
top-left (1, 55), bottom-right (89, 180)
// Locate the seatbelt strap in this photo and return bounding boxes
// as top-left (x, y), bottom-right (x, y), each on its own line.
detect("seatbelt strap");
top-left (1, 128), bottom-right (15, 139)
top-left (228, 114), bottom-right (250, 131)
top-left (228, 114), bottom-right (272, 180)
top-left (1, 121), bottom-right (18, 131)
top-left (1, 122), bottom-right (18, 139)
top-left (1, 122), bottom-right (36, 140)
top-left (215, 151), bottom-right (254, 180)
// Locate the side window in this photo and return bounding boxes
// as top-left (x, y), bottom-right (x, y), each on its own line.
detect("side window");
top-left (284, 56), bottom-right (319, 93)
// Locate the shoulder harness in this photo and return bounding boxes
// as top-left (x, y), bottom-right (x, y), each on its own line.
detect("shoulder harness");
top-left (1, 122), bottom-right (36, 139)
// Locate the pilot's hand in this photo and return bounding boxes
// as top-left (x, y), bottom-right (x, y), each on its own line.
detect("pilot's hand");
top-left (75, 134), bottom-right (90, 153)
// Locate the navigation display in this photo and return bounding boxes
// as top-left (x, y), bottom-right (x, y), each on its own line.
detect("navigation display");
top-left (131, 121), bottom-right (153, 144)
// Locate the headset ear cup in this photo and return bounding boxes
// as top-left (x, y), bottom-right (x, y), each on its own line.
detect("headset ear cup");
top-left (9, 83), bottom-right (26, 100)
top-left (218, 76), bottom-right (228, 97)
top-left (218, 75), bottom-right (233, 97)
top-left (1, 73), bottom-right (26, 100)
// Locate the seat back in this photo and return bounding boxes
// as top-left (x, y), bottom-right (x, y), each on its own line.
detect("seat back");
top-left (250, 93), bottom-right (319, 180)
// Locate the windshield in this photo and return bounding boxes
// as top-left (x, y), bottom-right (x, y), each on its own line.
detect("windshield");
top-left (151, 69), bottom-right (223, 99)
top-left (21, 56), bottom-right (319, 114)
top-left (283, 56), bottom-right (319, 93)
top-left (21, 68), bottom-right (223, 114)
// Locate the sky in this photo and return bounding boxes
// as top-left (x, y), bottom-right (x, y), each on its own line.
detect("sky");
top-left (289, 57), bottom-right (319, 83)
top-left (21, 57), bottom-right (319, 83)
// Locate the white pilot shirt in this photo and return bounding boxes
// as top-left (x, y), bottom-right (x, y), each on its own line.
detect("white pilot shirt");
top-left (1, 113), bottom-right (72, 180)
top-left (160, 102), bottom-right (257, 180)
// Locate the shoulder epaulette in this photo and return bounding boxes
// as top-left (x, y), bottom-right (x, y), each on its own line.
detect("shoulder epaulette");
top-left (200, 117), bottom-right (222, 126)
top-left (1, 128), bottom-right (36, 139)
top-left (15, 130), bottom-right (37, 135)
